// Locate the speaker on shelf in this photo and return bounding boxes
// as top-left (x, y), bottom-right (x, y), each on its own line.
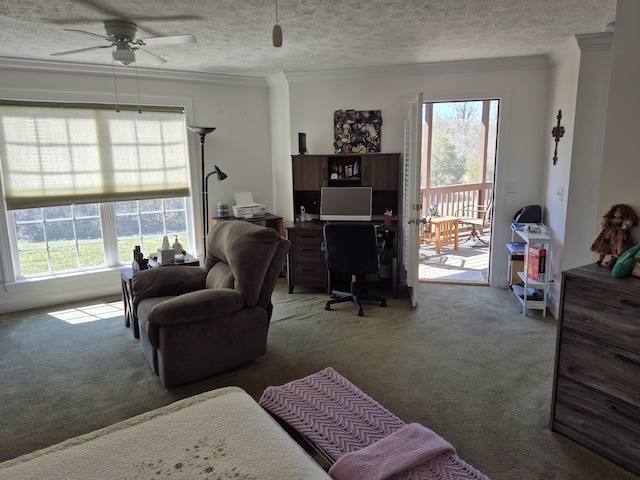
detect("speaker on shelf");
top-left (298, 132), bottom-right (308, 155)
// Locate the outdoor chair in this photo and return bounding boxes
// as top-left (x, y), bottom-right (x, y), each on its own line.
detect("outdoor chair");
top-left (455, 200), bottom-right (492, 246)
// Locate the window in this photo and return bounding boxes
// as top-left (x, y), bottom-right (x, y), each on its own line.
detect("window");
top-left (0, 101), bottom-right (193, 279)
top-left (11, 199), bottom-right (191, 278)
top-left (115, 198), bottom-right (190, 264)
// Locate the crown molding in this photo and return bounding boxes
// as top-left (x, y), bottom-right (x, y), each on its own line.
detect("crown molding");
top-left (0, 54), bottom-right (554, 88)
top-left (0, 57), bottom-right (268, 89)
top-left (282, 55), bottom-right (550, 83)
top-left (575, 32), bottom-right (614, 52)
top-left (548, 33), bottom-right (613, 66)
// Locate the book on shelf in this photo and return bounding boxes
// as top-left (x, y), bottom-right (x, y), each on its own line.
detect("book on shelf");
top-left (506, 242), bottom-right (526, 255)
top-left (511, 222), bottom-right (547, 233)
top-left (526, 245), bottom-right (546, 283)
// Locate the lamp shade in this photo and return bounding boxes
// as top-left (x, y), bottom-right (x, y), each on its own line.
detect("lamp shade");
top-left (272, 24), bottom-right (282, 48)
top-left (188, 126), bottom-right (216, 136)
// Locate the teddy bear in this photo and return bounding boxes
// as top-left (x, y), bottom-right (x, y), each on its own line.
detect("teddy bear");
top-left (591, 203), bottom-right (638, 269)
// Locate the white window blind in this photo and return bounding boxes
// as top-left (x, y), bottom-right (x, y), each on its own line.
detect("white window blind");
top-left (0, 102), bottom-right (190, 210)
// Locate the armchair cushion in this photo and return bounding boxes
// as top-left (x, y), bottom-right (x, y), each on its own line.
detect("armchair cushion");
top-left (143, 289), bottom-right (244, 348)
top-left (148, 288), bottom-right (244, 326)
top-left (132, 266), bottom-right (207, 311)
top-left (205, 221), bottom-right (282, 307)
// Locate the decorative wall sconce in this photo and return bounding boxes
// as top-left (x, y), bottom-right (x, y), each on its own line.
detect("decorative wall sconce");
top-left (551, 110), bottom-right (565, 165)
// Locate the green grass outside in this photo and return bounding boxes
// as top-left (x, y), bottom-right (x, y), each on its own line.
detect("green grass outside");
top-left (18, 235), bottom-right (189, 277)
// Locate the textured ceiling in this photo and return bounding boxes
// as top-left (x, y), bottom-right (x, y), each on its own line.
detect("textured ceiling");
top-left (0, 0), bottom-right (617, 78)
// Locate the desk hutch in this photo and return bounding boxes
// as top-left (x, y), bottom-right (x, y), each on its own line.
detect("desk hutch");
top-left (287, 153), bottom-right (402, 297)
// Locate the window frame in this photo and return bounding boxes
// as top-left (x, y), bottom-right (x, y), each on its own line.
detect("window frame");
top-left (0, 91), bottom-right (200, 286)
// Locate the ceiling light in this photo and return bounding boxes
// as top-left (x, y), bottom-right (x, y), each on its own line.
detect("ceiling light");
top-left (272, 0), bottom-right (282, 47)
top-left (113, 49), bottom-right (135, 65)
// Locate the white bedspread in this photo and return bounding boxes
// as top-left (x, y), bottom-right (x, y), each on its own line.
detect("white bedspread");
top-left (0, 387), bottom-right (332, 480)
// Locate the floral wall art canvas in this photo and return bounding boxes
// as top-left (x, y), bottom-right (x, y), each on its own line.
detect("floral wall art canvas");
top-left (334, 109), bottom-right (382, 153)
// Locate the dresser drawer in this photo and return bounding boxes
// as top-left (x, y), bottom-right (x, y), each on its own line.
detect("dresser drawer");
top-left (553, 377), bottom-right (640, 472)
top-left (562, 276), bottom-right (640, 353)
top-left (290, 229), bottom-right (323, 246)
top-left (558, 330), bottom-right (640, 409)
top-left (293, 260), bottom-right (327, 284)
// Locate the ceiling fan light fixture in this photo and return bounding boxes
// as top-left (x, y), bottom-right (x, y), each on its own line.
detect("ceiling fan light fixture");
top-left (113, 48), bottom-right (135, 65)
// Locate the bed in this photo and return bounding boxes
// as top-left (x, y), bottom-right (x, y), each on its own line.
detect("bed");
top-left (0, 387), bottom-right (332, 480)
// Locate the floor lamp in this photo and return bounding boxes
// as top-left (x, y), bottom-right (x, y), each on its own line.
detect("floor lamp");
top-left (187, 126), bottom-right (228, 258)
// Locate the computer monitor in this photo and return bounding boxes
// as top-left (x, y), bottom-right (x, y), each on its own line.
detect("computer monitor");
top-left (320, 186), bottom-right (373, 221)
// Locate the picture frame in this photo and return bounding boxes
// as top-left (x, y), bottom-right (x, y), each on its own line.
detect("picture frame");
top-left (334, 109), bottom-right (382, 153)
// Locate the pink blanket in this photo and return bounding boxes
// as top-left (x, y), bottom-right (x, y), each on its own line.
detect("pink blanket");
top-left (329, 423), bottom-right (455, 480)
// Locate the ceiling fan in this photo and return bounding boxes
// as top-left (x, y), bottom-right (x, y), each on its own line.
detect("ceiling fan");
top-left (51, 20), bottom-right (196, 65)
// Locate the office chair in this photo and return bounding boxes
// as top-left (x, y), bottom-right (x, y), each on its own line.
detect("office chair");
top-left (323, 222), bottom-right (386, 316)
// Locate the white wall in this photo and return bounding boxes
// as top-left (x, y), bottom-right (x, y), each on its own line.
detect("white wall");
top-left (283, 60), bottom-right (551, 288)
top-left (544, 34), bottom-right (613, 317)
top-left (598, 0), bottom-right (640, 237)
top-left (543, 39), bottom-right (582, 317)
top-left (0, 67), bottom-right (271, 312)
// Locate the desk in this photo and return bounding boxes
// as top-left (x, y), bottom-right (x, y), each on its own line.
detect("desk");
top-left (430, 216), bottom-right (459, 254)
top-left (286, 221), bottom-right (400, 298)
top-left (211, 213), bottom-right (284, 237)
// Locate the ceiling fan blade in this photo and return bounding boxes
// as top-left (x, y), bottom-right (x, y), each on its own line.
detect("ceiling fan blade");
top-left (51, 45), bottom-right (112, 57)
top-left (50, 15), bottom-right (202, 26)
top-left (134, 47), bottom-right (168, 65)
top-left (63, 28), bottom-right (111, 41)
top-left (137, 34), bottom-right (197, 46)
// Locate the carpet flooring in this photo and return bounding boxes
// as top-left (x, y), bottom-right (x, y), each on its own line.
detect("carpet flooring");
top-left (0, 279), bottom-right (638, 480)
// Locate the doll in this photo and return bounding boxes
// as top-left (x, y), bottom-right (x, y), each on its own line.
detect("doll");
top-left (591, 204), bottom-right (638, 268)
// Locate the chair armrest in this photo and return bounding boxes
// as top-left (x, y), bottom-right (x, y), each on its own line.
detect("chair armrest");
top-left (132, 267), bottom-right (207, 305)
top-left (148, 288), bottom-right (245, 326)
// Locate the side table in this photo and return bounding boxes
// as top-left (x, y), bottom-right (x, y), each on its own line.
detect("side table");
top-left (120, 269), bottom-right (137, 338)
top-left (430, 216), bottom-right (460, 254)
top-left (122, 255), bottom-right (201, 339)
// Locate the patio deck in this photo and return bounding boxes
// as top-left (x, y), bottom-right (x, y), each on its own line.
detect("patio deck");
top-left (419, 231), bottom-right (490, 285)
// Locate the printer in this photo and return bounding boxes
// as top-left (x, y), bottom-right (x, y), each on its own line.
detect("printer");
top-left (513, 204), bottom-right (542, 224)
top-left (232, 192), bottom-right (266, 219)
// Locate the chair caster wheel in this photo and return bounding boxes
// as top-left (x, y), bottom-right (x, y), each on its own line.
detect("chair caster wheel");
top-left (325, 304), bottom-right (331, 311)
top-left (381, 300), bottom-right (387, 307)
top-left (357, 309), bottom-right (364, 316)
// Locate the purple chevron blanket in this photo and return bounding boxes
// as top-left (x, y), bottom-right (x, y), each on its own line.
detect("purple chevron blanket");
top-left (259, 367), bottom-right (491, 480)
top-left (329, 423), bottom-right (454, 480)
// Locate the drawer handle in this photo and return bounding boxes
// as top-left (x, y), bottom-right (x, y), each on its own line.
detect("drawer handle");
top-left (614, 353), bottom-right (640, 368)
top-left (609, 405), bottom-right (640, 424)
top-left (621, 299), bottom-right (640, 309)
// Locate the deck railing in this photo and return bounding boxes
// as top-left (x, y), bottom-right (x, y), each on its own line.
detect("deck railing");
top-left (421, 183), bottom-right (493, 220)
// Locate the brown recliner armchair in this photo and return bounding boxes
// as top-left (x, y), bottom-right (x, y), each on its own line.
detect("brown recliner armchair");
top-left (132, 221), bottom-right (289, 388)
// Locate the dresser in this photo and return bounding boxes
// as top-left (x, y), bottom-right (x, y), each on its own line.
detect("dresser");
top-left (550, 263), bottom-right (640, 475)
